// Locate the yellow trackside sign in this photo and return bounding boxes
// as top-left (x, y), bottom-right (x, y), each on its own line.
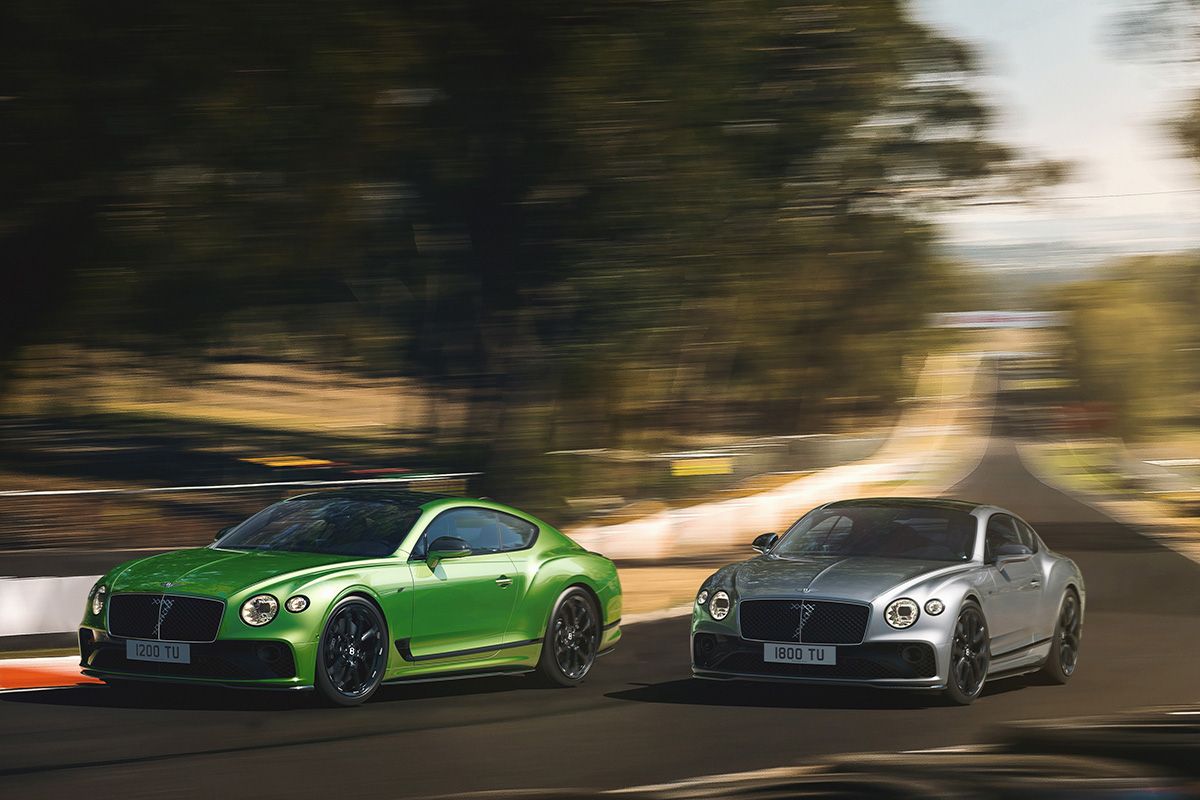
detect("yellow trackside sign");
top-left (671, 457), bottom-right (734, 477)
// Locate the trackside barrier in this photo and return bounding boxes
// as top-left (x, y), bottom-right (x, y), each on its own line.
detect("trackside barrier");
top-left (0, 474), bottom-right (477, 641)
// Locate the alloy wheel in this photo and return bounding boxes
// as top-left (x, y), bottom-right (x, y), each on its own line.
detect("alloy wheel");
top-left (1058, 593), bottom-right (1081, 676)
top-left (552, 594), bottom-right (598, 680)
top-left (950, 605), bottom-right (989, 698)
top-left (322, 602), bottom-right (386, 699)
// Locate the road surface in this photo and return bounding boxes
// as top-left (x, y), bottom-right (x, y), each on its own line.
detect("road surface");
top-left (2, 437), bottom-right (1198, 797)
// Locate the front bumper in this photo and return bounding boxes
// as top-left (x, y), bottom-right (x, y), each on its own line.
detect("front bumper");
top-left (691, 631), bottom-right (945, 689)
top-left (79, 627), bottom-right (313, 689)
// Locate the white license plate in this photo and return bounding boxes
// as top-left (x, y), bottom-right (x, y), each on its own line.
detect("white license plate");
top-left (126, 639), bottom-right (191, 664)
top-left (764, 642), bottom-right (836, 665)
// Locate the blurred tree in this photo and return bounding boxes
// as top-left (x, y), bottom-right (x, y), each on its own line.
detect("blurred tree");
top-left (1053, 256), bottom-right (1200, 439)
top-left (1, 1), bottom-right (1056, 500)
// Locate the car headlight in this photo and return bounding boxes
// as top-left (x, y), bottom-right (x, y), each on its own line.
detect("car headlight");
top-left (885, 597), bottom-right (919, 628)
top-left (240, 594), bottom-right (279, 627)
top-left (90, 584), bottom-right (107, 616)
top-left (285, 595), bottom-right (309, 613)
top-left (924, 598), bottom-right (945, 615)
top-left (708, 590), bottom-right (731, 620)
top-left (696, 589), bottom-right (709, 606)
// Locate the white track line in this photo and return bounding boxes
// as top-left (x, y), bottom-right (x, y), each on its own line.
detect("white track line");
top-left (622, 604), bottom-right (693, 626)
top-left (607, 765), bottom-right (824, 794)
top-left (0, 473), bottom-right (480, 498)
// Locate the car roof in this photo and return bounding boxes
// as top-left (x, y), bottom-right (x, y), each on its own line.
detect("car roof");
top-left (285, 487), bottom-right (452, 507)
top-left (824, 497), bottom-right (984, 513)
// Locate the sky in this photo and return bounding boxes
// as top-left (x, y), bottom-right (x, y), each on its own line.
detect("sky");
top-left (912, 0), bottom-right (1200, 255)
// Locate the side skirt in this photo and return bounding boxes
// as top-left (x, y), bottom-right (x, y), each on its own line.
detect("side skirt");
top-left (383, 666), bottom-right (534, 686)
top-left (394, 638), bottom-right (540, 663)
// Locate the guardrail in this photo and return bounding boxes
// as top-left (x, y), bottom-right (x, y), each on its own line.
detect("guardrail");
top-left (0, 473), bottom-right (477, 552)
top-left (0, 474), bottom-right (477, 642)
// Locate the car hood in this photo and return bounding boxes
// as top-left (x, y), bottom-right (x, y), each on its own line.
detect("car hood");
top-left (109, 548), bottom-right (362, 599)
top-left (731, 554), bottom-right (963, 603)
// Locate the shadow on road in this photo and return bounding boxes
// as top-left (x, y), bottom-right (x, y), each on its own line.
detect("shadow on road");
top-left (607, 678), bottom-right (943, 709)
top-left (607, 671), bottom-right (1046, 710)
top-left (0, 673), bottom-right (549, 712)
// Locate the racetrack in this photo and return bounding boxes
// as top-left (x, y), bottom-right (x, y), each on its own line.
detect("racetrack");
top-left (2, 436), bottom-right (1199, 798)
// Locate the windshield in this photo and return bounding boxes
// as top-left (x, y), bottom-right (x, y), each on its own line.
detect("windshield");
top-left (772, 505), bottom-right (977, 562)
top-left (216, 497), bottom-right (422, 557)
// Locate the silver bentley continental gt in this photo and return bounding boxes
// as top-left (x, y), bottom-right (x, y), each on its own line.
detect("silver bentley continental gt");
top-left (691, 498), bottom-right (1085, 704)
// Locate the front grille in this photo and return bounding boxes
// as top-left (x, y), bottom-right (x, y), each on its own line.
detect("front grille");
top-left (107, 594), bottom-right (225, 642)
top-left (693, 634), bottom-right (936, 680)
top-left (81, 630), bottom-right (296, 680)
top-left (739, 599), bottom-right (869, 645)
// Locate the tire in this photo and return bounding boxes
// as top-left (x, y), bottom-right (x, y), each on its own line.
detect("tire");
top-left (1041, 589), bottom-right (1081, 685)
top-left (943, 600), bottom-right (990, 706)
top-left (534, 587), bottom-right (600, 687)
top-left (315, 596), bottom-right (389, 707)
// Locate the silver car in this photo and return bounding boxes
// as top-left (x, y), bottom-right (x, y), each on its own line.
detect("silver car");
top-left (691, 498), bottom-right (1084, 704)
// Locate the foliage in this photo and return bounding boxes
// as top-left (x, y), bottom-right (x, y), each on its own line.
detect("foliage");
top-left (1052, 255), bottom-right (1200, 439)
top-left (1, 1), bottom-right (1054, 497)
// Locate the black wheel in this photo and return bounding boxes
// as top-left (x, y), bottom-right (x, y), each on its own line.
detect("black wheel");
top-left (315, 597), bottom-right (388, 706)
top-left (1041, 590), bottom-right (1081, 684)
top-left (944, 601), bottom-right (990, 705)
top-left (535, 587), bottom-right (599, 687)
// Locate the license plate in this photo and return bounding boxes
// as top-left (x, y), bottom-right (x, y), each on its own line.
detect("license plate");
top-left (764, 642), bottom-right (836, 665)
top-left (126, 639), bottom-right (191, 664)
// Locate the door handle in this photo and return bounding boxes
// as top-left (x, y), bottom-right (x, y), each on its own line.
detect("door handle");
top-left (1028, 579), bottom-right (1041, 589)
top-left (495, 575), bottom-right (513, 588)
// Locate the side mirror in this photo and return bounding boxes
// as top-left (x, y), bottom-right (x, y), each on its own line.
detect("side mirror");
top-left (752, 532), bottom-right (779, 554)
top-left (214, 525), bottom-right (234, 542)
top-left (427, 536), bottom-right (472, 566)
top-left (994, 542), bottom-right (1033, 566)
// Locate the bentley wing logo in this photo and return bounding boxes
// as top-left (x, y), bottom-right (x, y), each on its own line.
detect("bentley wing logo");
top-left (152, 595), bottom-right (174, 639)
top-left (790, 600), bottom-right (817, 642)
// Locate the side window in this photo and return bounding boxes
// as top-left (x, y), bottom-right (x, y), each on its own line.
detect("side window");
top-left (416, 508), bottom-right (501, 557)
top-left (985, 514), bottom-right (1021, 562)
top-left (1016, 519), bottom-right (1041, 553)
top-left (495, 511), bottom-right (538, 552)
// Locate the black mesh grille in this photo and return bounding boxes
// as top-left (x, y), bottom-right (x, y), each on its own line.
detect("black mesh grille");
top-left (82, 633), bottom-right (296, 680)
top-left (108, 594), bottom-right (225, 642)
top-left (739, 599), bottom-right (869, 644)
top-left (693, 634), bottom-right (936, 680)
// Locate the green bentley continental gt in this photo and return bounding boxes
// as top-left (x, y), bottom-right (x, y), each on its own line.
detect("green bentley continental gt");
top-left (79, 489), bottom-right (622, 705)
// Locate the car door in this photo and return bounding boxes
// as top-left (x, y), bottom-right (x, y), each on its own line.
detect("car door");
top-left (983, 513), bottom-right (1040, 656)
top-left (405, 508), bottom-right (519, 662)
top-left (1015, 517), bottom-right (1052, 639)
top-left (490, 509), bottom-right (543, 644)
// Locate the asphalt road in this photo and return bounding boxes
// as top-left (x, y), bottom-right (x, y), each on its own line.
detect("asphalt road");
top-left (2, 437), bottom-right (1199, 799)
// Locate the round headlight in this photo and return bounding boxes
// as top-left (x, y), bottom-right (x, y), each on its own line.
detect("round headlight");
top-left (885, 598), bottom-right (920, 629)
top-left (240, 594), bottom-right (279, 627)
top-left (924, 598), bottom-right (945, 616)
top-left (91, 584), bottom-right (107, 616)
top-left (696, 589), bottom-right (709, 606)
top-left (709, 590), bottom-right (731, 621)
top-left (285, 595), bottom-right (309, 613)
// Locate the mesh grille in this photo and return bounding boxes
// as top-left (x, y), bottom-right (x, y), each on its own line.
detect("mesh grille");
top-left (84, 636), bottom-right (296, 680)
top-left (739, 599), bottom-right (869, 644)
top-left (108, 594), bottom-right (224, 642)
top-left (693, 635), bottom-right (937, 680)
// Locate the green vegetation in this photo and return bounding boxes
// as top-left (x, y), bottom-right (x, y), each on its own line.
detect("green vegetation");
top-left (1051, 255), bottom-right (1200, 440)
top-left (2, 1), bottom-right (1058, 506)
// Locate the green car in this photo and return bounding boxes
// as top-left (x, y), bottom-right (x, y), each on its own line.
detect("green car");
top-left (79, 489), bottom-right (622, 705)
